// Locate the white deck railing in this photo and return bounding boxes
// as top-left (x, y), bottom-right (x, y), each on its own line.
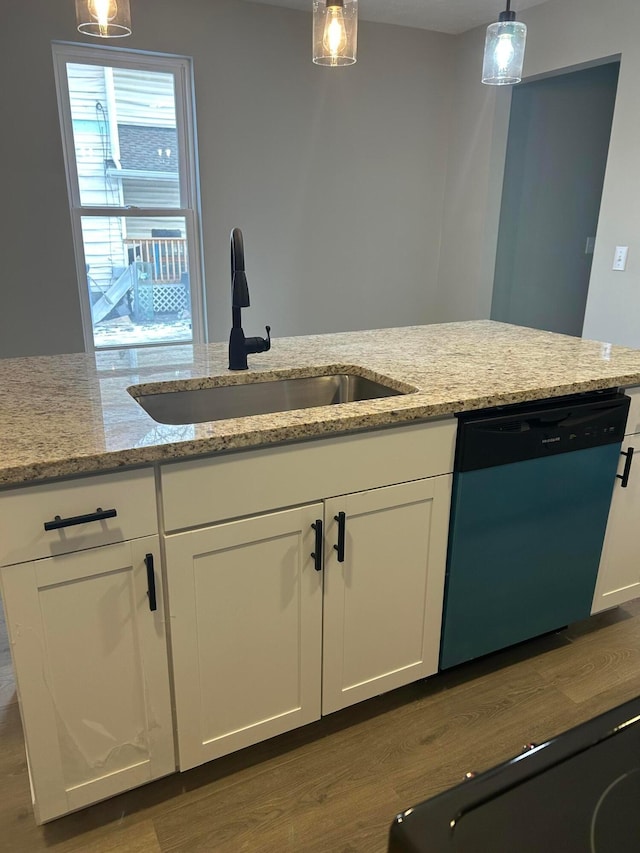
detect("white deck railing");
top-left (123, 237), bottom-right (188, 283)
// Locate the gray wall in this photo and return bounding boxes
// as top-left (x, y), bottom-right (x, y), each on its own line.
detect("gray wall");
top-left (491, 62), bottom-right (619, 336)
top-left (0, 2), bottom-right (85, 357)
top-left (440, 0), bottom-right (640, 348)
top-left (0, 0), bottom-right (454, 357)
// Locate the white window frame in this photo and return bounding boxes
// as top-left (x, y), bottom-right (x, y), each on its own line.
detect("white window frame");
top-left (52, 42), bottom-right (206, 351)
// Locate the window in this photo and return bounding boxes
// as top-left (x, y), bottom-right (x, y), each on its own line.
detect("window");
top-left (53, 44), bottom-right (205, 350)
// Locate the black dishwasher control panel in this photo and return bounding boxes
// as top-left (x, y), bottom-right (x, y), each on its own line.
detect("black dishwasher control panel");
top-left (455, 390), bottom-right (630, 472)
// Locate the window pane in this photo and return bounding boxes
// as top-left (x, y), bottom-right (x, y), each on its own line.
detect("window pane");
top-left (66, 63), bottom-right (181, 208)
top-left (82, 216), bottom-right (193, 348)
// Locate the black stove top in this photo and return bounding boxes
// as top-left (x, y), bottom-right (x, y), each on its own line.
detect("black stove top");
top-left (388, 696), bottom-right (640, 852)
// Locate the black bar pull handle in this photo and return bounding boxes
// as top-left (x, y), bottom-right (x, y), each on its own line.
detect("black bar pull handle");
top-left (311, 520), bottom-right (323, 571)
top-left (617, 446), bottom-right (635, 488)
top-left (145, 553), bottom-right (158, 612)
top-left (334, 511), bottom-right (346, 563)
top-left (44, 507), bottom-right (117, 531)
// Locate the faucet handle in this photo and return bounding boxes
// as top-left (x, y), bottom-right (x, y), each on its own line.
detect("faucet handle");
top-left (244, 325), bottom-right (271, 355)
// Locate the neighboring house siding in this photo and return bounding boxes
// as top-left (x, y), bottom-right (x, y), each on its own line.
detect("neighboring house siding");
top-left (112, 68), bottom-right (176, 127)
top-left (118, 124), bottom-right (182, 239)
top-left (122, 179), bottom-right (182, 239)
top-left (68, 65), bottom-right (181, 293)
top-left (67, 63), bottom-right (126, 289)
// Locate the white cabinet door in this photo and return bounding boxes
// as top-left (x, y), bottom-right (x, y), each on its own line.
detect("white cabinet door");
top-left (165, 504), bottom-right (323, 771)
top-left (593, 441), bottom-right (640, 613)
top-left (0, 536), bottom-right (174, 823)
top-left (322, 476), bottom-right (452, 715)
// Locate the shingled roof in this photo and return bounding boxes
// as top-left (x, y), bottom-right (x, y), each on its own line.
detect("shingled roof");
top-left (118, 125), bottom-right (178, 173)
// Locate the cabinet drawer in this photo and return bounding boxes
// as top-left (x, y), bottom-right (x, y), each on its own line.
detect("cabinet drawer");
top-left (625, 386), bottom-right (640, 436)
top-left (0, 468), bottom-right (157, 566)
top-left (161, 418), bottom-right (457, 532)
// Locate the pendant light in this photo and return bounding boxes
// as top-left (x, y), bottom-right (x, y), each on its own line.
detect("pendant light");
top-left (312, 0), bottom-right (358, 67)
top-left (76, 0), bottom-right (132, 38)
top-left (482, 0), bottom-right (527, 85)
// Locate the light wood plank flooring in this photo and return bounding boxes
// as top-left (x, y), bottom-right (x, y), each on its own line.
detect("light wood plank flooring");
top-left (1, 597), bottom-right (639, 853)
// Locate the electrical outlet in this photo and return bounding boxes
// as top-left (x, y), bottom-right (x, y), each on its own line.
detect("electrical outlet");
top-left (613, 246), bottom-right (628, 271)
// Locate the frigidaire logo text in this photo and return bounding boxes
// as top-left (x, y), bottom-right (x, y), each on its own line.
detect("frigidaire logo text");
top-left (541, 436), bottom-right (561, 444)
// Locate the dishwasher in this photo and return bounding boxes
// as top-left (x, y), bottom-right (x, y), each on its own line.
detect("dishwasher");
top-left (439, 389), bottom-right (630, 670)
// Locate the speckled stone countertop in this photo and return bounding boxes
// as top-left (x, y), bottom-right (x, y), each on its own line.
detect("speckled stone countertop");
top-left (2, 320), bottom-right (640, 487)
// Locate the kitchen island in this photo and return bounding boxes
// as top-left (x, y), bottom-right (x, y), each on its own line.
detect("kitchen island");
top-left (2, 320), bottom-right (640, 485)
top-left (2, 319), bottom-right (640, 824)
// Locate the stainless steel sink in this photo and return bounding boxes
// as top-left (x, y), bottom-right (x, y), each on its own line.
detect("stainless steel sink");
top-left (131, 373), bottom-right (408, 425)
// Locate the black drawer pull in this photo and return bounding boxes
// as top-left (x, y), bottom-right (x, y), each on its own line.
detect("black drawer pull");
top-left (145, 553), bottom-right (157, 612)
top-left (617, 446), bottom-right (635, 488)
top-left (334, 511), bottom-right (346, 563)
top-left (44, 507), bottom-right (117, 531)
top-left (311, 520), bottom-right (323, 572)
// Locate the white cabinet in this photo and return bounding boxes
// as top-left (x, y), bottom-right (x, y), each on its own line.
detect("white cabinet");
top-left (161, 420), bottom-right (456, 770)
top-left (0, 419), bottom-right (457, 817)
top-left (165, 505), bottom-right (323, 771)
top-left (322, 477), bottom-right (451, 714)
top-left (165, 477), bottom-right (452, 771)
top-left (1, 536), bottom-right (175, 823)
top-left (592, 388), bottom-right (640, 613)
top-left (0, 469), bottom-right (174, 823)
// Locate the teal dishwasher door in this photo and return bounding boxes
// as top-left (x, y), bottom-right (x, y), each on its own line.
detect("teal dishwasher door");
top-left (439, 443), bottom-right (621, 670)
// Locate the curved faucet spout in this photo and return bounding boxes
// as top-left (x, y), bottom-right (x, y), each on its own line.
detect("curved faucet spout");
top-left (231, 228), bottom-right (250, 308)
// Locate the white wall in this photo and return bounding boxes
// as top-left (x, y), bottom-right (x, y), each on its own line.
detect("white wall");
top-left (0, 0), bottom-right (454, 357)
top-left (440, 0), bottom-right (640, 348)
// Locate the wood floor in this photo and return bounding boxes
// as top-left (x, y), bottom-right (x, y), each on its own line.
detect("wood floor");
top-left (2, 597), bottom-right (640, 853)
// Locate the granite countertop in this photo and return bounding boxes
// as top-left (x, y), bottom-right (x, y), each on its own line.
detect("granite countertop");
top-left (2, 320), bottom-right (640, 487)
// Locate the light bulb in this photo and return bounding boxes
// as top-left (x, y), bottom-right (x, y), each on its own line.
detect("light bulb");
top-left (76, 0), bottom-right (131, 38)
top-left (494, 33), bottom-right (515, 73)
top-left (89, 0), bottom-right (117, 37)
top-left (323, 5), bottom-right (348, 59)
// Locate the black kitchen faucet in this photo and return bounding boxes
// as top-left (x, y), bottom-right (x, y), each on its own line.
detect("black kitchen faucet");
top-left (228, 227), bottom-right (271, 370)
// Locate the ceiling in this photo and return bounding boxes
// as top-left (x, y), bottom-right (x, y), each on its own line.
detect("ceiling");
top-left (247, 0), bottom-right (549, 34)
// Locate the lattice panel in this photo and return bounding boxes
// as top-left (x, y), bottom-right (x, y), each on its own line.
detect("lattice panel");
top-left (136, 284), bottom-right (189, 317)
